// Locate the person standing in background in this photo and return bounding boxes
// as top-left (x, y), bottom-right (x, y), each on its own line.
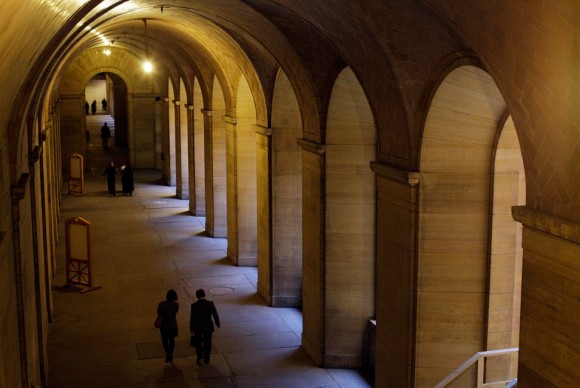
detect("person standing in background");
top-left (120, 163), bottom-right (134, 196)
top-left (102, 161), bottom-right (117, 196)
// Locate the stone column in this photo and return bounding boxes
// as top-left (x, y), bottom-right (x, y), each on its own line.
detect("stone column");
top-left (28, 146), bottom-right (48, 387)
top-left (186, 104), bottom-right (196, 214)
top-left (256, 125), bottom-right (303, 307)
top-left (203, 109), bottom-right (227, 237)
top-left (173, 99), bottom-right (183, 197)
top-left (224, 115), bottom-right (239, 263)
top-left (299, 138), bottom-right (326, 365)
top-left (131, 93), bottom-right (156, 169)
top-left (11, 173), bottom-right (36, 387)
top-left (58, 93), bottom-right (84, 173)
top-left (371, 162), bottom-right (420, 387)
top-left (224, 114), bottom-right (258, 266)
top-left (255, 125), bottom-right (273, 303)
top-left (512, 206), bottom-right (580, 387)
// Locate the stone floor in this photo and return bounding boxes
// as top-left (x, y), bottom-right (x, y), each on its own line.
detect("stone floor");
top-left (47, 130), bottom-right (372, 387)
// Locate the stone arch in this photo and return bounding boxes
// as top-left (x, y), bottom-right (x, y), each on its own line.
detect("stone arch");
top-left (190, 76), bottom-right (205, 216)
top-left (487, 114), bottom-right (525, 380)
top-left (226, 73), bottom-right (258, 266)
top-left (167, 79), bottom-right (177, 186)
top-left (302, 66), bottom-right (376, 367)
top-left (205, 75), bottom-right (228, 238)
top-left (256, 68), bottom-right (303, 307)
top-left (176, 77), bottom-right (189, 199)
top-left (417, 64), bottom-right (520, 385)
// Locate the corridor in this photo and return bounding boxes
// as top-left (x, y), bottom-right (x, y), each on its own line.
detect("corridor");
top-left (47, 168), bottom-right (371, 387)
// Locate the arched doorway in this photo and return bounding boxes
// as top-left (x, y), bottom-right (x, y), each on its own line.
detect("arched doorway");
top-left (417, 65), bottom-right (524, 386)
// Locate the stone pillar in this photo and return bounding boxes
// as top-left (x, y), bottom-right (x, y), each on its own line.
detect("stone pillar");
top-left (225, 116), bottom-right (239, 263)
top-left (173, 99), bottom-right (183, 198)
top-left (225, 115), bottom-right (257, 266)
top-left (256, 125), bottom-right (273, 303)
top-left (203, 109), bottom-right (227, 237)
top-left (299, 139), bottom-right (326, 365)
top-left (256, 125), bottom-right (303, 307)
top-left (175, 96), bottom-right (190, 200)
top-left (371, 162), bottom-right (420, 387)
top-left (11, 173), bottom-right (37, 387)
top-left (192, 102), bottom-right (205, 216)
top-left (131, 93), bottom-right (156, 169)
top-left (512, 206), bottom-right (580, 387)
top-left (186, 104), bottom-right (196, 214)
top-left (58, 93), bottom-right (84, 173)
top-left (28, 146), bottom-right (48, 387)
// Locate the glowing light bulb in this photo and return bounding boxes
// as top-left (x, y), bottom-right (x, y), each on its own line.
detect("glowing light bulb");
top-left (143, 60), bottom-right (153, 73)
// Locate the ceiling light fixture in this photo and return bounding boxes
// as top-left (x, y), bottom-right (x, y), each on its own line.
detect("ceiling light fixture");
top-left (142, 19), bottom-right (153, 73)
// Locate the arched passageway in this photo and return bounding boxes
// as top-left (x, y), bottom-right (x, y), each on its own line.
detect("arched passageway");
top-left (417, 65), bottom-right (524, 386)
top-left (1, 3), bottom-right (579, 388)
top-left (46, 170), bottom-right (371, 387)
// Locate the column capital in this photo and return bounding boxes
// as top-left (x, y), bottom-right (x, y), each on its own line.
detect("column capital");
top-left (201, 109), bottom-right (212, 117)
top-left (173, 100), bottom-right (180, 106)
top-left (222, 115), bottom-right (237, 124)
top-left (253, 124), bottom-right (271, 136)
top-left (297, 138), bottom-right (325, 155)
top-left (370, 161), bottom-right (419, 187)
top-left (512, 206), bottom-right (580, 244)
top-left (11, 173), bottom-right (29, 202)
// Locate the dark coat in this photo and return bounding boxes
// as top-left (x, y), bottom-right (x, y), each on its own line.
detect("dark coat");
top-left (121, 166), bottom-right (134, 193)
top-left (190, 299), bottom-right (220, 333)
top-left (157, 300), bottom-right (179, 336)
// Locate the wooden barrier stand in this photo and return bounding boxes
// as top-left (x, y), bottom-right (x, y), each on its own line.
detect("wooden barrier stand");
top-left (68, 153), bottom-right (84, 195)
top-left (65, 216), bottom-right (101, 293)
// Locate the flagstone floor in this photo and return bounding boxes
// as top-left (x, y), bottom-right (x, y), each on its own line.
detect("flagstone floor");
top-left (47, 137), bottom-right (372, 387)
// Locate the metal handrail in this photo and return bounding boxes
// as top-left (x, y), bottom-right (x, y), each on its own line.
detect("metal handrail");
top-left (435, 348), bottom-right (519, 388)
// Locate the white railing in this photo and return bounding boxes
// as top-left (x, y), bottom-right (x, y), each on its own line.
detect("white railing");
top-left (435, 348), bottom-right (519, 388)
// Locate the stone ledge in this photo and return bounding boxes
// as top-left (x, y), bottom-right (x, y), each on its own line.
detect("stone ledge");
top-left (297, 138), bottom-right (325, 155)
top-left (512, 206), bottom-right (580, 244)
top-left (370, 161), bottom-right (419, 187)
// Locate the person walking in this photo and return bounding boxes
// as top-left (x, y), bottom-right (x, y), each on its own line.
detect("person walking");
top-left (100, 122), bottom-right (111, 150)
top-left (91, 99), bottom-right (97, 115)
top-left (157, 289), bottom-right (179, 363)
top-left (84, 101), bottom-right (89, 114)
top-left (101, 98), bottom-right (107, 112)
top-left (102, 161), bottom-right (117, 196)
top-left (190, 288), bottom-right (220, 364)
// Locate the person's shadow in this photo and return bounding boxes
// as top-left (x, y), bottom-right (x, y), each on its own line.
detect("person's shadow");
top-left (156, 363), bottom-right (188, 387)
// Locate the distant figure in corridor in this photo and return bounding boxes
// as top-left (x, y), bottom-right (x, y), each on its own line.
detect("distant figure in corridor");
top-left (190, 288), bottom-right (220, 364)
top-left (84, 101), bottom-right (89, 115)
top-left (101, 98), bottom-right (107, 112)
top-left (91, 99), bottom-right (97, 115)
top-left (100, 122), bottom-right (111, 150)
top-left (102, 161), bottom-right (117, 196)
top-left (157, 289), bottom-right (179, 363)
top-left (120, 163), bottom-right (134, 196)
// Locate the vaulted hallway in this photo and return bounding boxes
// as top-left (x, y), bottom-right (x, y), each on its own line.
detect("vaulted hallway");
top-left (48, 169), bottom-right (370, 387)
top-left (1, 2), bottom-right (579, 387)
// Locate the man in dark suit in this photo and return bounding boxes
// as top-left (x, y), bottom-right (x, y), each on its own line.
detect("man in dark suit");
top-left (190, 288), bottom-right (220, 364)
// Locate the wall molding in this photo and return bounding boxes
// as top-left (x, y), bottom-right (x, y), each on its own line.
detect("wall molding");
top-left (512, 206), bottom-right (580, 244)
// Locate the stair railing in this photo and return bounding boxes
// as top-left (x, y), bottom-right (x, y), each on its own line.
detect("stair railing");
top-left (435, 347), bottom-right (519, 388)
